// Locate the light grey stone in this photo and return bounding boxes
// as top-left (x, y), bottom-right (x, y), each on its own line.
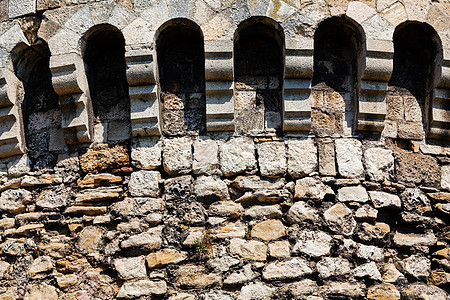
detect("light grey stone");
top-left (287, 201), bottom-right (320, 224)
top-left (203, 291), bottom-right (235, 300)
top-left (293, 230), bottom-right (332, 258)
top-left (268, 240), bottom-right (290, 258)
top-left (335, 139), bottom-right (364, 178)
top-left (129, 170), bottom-right (161, 197)
top-left (442, 165), bottom-right (450, 190)
top-left (402, 255), bottom-right (431, 279)
top-left (0, 189), bottom-right (31, 214)
top-left (244, 205), bottom-right (282, 219)
top-left (316, 257), bottom-right (351, 278)
top-left (278, 279), bottom-right (318, 299)
top-left (114, 256), bottom-right (147, 280)
top-left (120, 226), bottom-right (163, 253)
top-left (208, 255), bottom-right (240, 273)
top-left (320, 282), bottom-right (366, 299)
top-left (194, 176), bottom-right (230, 203)
top-left (287, 139), bottom-right (317, 179)
top-left (193, 139), bottom-right (220, 175)
top-left (353, 262), bottom-right (382, 281)
top-left (36, 186), bottom-right (70, 209)
top-left (357, 244), bottom-right (384, 262)
top-left (232, 175), bottom-right (285, 191)
top-left (402, 283), bottom-right (449, 300)
top-left (324, 202), bottom-right (356, 236)
top-left (224, 264), bottom-right (256, 286)
top-left (220, 137), bottom-right (256, 176)
top-left (238, 283), bottom-right (275, 300)
top-left (364, 148), bottom-right (394, 182)
top-left (257, 141), bottom-right (286, 177)
top-left (131, 137), bottom-right (162, 170)
top-left (24, 284), bottom-right (58, 300)
top-left (337, 185), bottom-right (369, 203)
top-left (168, 293), bottom-right (195, 300)
top-left (208, 201), bottom-right (243, 219)
top-left (294, 177), bottom-right (334, 201)
top-left (163, 137), bottom-right (192, 175)
top-left (369, 191), bottom-right (401, 209)
top-left (263, 258), bottom-right (313, 280)
top-left (117, 280), bottom-right (167, 298)
top-left (355, 204), bottom-right (378, 221)
top-left (0, 261), bottom-right (10, 279)
top-left (229, 238), bottom-right (267, 261)
top-left (9, 0), bottom-right (35, 18)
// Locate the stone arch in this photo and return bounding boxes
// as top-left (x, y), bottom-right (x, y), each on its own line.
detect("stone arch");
top-left (82, 24), bottom-right (131, 142)
top-left (311, 15), bottom-right (366, 137)
top-left (11, 39), bottom-right (63, 169)
top-left (156, 18), bottom-right (206, 136)
top-left (234, 16), bottom-right (285, 136)
top-left (385, 21), bottom-right (442, 140)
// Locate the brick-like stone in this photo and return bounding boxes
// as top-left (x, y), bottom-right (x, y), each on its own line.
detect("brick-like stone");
top-left (395, 153), bottom-right (440, 187)
top-left (114, 256), bottom-right (147, 280)
top-left (129, 170), bottom-right (161, 197)
top-left (369, 191), bottom-right (401, 209)
top-left (193, 139), bottom-right (220, 175)
top-left (287, 139), bottom-right (317, 179)
top-left (117, 280), bottom-right (167, 298)
top-left (251, 220), bottom-right (286, 241)
top-left (219, 137), bottom-right (256, 176)
top-left (163, 137), bottom-right (192, 175)
top-left (229, 238), bottom-right (267, 261)
top-left (146, 248), bottom-right (187, 269)
top-left (442, 165), bottom-right (450, 190)
top-left (335, 138), bottom-right (364, 178)
top-left (131, 137), bottom-right (162, 170)
top-left (257, 141), bottom-right (286, 177)
top-left (318, 140), bottom-right (336, 176)
top-left (337, 185), bottom-right (369, 203)
top-left (293, 230), bottom-right (332, 258)
top-left (263, 258), bottom-right (313, 280)
top-left (324, 202), bottom-right (356, 236)
top-left (364, 148), bottom-right (394, 182)
top-left (80, 144), bottom-right (130, 173)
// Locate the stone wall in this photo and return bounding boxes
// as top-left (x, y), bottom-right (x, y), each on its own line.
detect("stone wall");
top-left (0, 0), bottom-right (449, 299)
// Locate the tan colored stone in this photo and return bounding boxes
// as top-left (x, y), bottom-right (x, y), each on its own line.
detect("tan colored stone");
top-left (56, 274), bottom-right (78, 288)
top-left (229, 238), bottom-right (267, 261)
top-left (174, 265), bottom-right (221, 289)
top-left (367, 283), bottom-right (401, 300)
top-left (80, 144), bottom-right (130, 173)
top-left (77, 226), bottom-right (104, 254)
top-left (24, 284), bottom-right (57, 300)
top-left (268, 240), bottom-right (290, 258)
top-left (77, 173), bottom-right (122, 187)
top-left (64, 206), bottom-right (108, 215)
top-left (251, 220), bottom-right (286, 241)
top-left (146, 248), bottom-right (187, 269)
top-left (28, 256), bottom-right (54, 275)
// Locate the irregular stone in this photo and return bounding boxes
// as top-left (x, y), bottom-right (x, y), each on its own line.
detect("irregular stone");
top-left (393, 231), bottom-right (437, 247)
top-left (436, 203), bottom-right (450, 216)
top-left (80, 144), bottom-right (130, 173)
top-left (268, 240), bottom-right (290, 258)
top-left (64, 206), bottom-right (108, 215)
top-left (28, 256), bottom-right (54, 275)
top-left (257, 141), bottom-right (286, 177)
top-left (320, 282), bottom-right (366, 299)
top-left (1, 238), bottom-right (26, 256)
top-left (131, 137), bottom-right (162, 170)
top-left (402, 283), bottom-right (449, 300)
top-left (111, 197), bottom-right (164, 217)
top-left (220, 137), bottom-right (257, 176)
top-left (207, 255), bottom-right (240, 273)
top-left (232, 175), bottom-right (285, 191)
top-left (36, 186), bottom-right (70, 209)
top-left (224, 264), bottom-right (256, 286)
top-left (21, 174), bottom-right (62, 186)
top-left (164, 175), bottom-right (193, 201)
top-left (442, 165), bottom-right (450, 190)
top-left (0, 261), bottom-right (10, 279)
top-left (251, 220), bottom-right (286, 241)
top-left (235, 189), bottom-right (289, 204)
top-left (263, 257), bottom-right (313, 280)
top-left (208, 201), bottom-right (243, 219)
top-left (287, 201), bottom-right (320, 224)
top-left (174, 265), bottom-right (220, 289)
top-left (229, 238), bottom-right (267, 261)
top-left (213, 222), bottom-right (246, 239)
top-left (202, 291), bottom-right (234, 300)
top-left (114, 256), bottom-right (147, 280)
top-left (0, 218), bottom-right (15, 230)
top-left (316, 257), bottom-right (351, 278)
top-left (364, 148), bottom-right (394, 182)
top-left (357, 244), bottom-right (384, 262)
top-left (293, 230), bottom-right (332, 258)
top-left (129, 170), bottom-right (161, 197)
top-left (163, 137), bottom-right (192, 175)
top-left (193, 139), bottom-right (220, 175)
top-left (194, 176), bottom-right (230, 203)
top-left (146, 248), bottom-right (187, 269)
top-left (287, 139), bottom-right (317, 179)
top-left (402, 255), bottom-right (431, 279)
top-left (357, 222), bottom-right (390, 244)
top-left (324, 202), bottom-right (356, 236)
top-left (117, 280), bottom-right (167, 298)
top-left (430, 271), bottom-right (450, 287)
top-left (367, 283), bottom-right (401, 300)
top-left (369, 191), bottom-right (401, 209)
top-left (294, 177), bottom-right (334, 201)
top-left (335, 138), bottom-right (364, 178)
top-left (395, 153), bottom-right (440, 187)
top-left (337, 186), bottom-right (369, 203)
top-left (56, 274), bottom-right (78, 288)
top-left (238, 283), bottom-right (275, 300)
top-left (244, 205), bottom-right (282, 219)
top-left (355, 204), bottom-right (378, 221)
top-left (382, 263), bottom-right (405, 283)
top-left (75, 186), bottom-right (121, 203)
top-left (77, 226), bottom-right (104, 254)
top-left (168, 293), bottom-right (195, 300)
top-left (277, 279), bottom-right (318, 299)
top-left (24, 284), bottom-right (58, 300)
top-left (353, 262), bottom-right (382, 281)
top-left (120, 226), bottom-right (162, 254)
top-left (77, 173), bottom-right (122, 187)
top-left (0, 189), bottom-right (31, 214)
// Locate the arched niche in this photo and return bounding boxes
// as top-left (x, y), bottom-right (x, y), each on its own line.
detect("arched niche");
top-left (11, 39), bottom-right (62, 170)
top-left (385, 21), bottom-right (442, 140)
top-left (156, 18), bottom-right (206, 136)
top-left (234, 16), bottom-right (285, 136)
top-left (311, 16), bottom-right (366, 137)
top-left (82, 24), bottom-right (131, 142)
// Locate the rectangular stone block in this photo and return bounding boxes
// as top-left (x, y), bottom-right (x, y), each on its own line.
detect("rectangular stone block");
top-left (318, 140), bottom-right (336, 176)
top-left (8, 0), bottom-right (35, 18)
top-left (193, 139), bottom-right (220, 176)
top-left (397, 121), bottom-right (424, 140)
top-left (287, 139), bottom-right (317, 179)
top-left (257, 142), bottom-right (286, 178)
top-left (385, 95), bottom-right (404, 120)
top-left (335, 138), bottom-right (363, 178)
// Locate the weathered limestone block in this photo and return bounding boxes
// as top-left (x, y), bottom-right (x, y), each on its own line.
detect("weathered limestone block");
top-left (232, 175), bottom-right (285, 191)
top-left (395, 153), bottom-right (440, 187)
top-left (56, 274), bottom-right (78, 288)
top-left (80, 144), bottom-right (130, 173)
top-left (324, 202), bottom-right (356, 236)
top-left (194, 176), bottom-right (230, 203)
top-left (402, 255), bottom-right (431, 279)
top-left (268, 240), bottom-right (290, 258)
top-left (208, 201), bottom-right (243, 219)
top-left (223, 264), bottom-right (256, 286)
top-left (229, 238), bottom-right (267, 261)
top-left (163, 137), bottom-right (192, 175)
top-left (263, 258), bottom-right (313, 281)
top-left (238, 283), bottom-right (275, 300)
top-left (251, 220), bottom-right (286, 241)
top-left (294, 177), bottom-right (334, 201)
top-left (28, 256), bottom-right (54, 275)
top-left (24, 284), bottom-right (57, 300)
top-left (293, 230), bottom-right (332, 258)
top-left (442, 165), bottom-right (450, 190)
top-left (353, 262), bottom-right (382, 281)
top-left (244, 205), bottom-right (282, 219)
top-left (318, 139), bottom-right (336, 176)
top-left (131, 137), bottom-right (162, 170)
top-left (213, 222), bottom-right (246, 239)
top-left (117, 280), bottom-right (167, 299)
top-left (393, 231), bottom-right (437, 247)
top-left (128, 170), bottom-right (161, 197)
top-left (164, 175), bottom-right (193, 201)
top-left (146, 248), bottom-right (187, 269)
top-left (364, 148), bottom-right (394, 182)
top-left (287, 201), bottom-right (320, 224)
top-left (114, 256), bottom-right (147, 280)
top-left (320, 282), bottom-right (366, 299)
top-left (335, 138), bottom-right (364, 178)
top-left (174, 265), bottom-right (221, 289)
top-left (286, 139), bottom-right (317, 179)
top-left (337, 185), bottom-right (369, 203)
top-left (120, 226), bottom-right (162, 254)
top-left (193, 139), bottom-right (220, 175)
top-left (77, 226), bottom-right (104, 254)
top-left (369, 191), bottom-right (401, 209)
top-left (0, 189), bottom-right (31, 214)
top-left (357, 244), bottom-right (384, 262)
top-left (358, 222), bottom-right (390, 244)
top-left (219, 137), bottom-right (256, 176)
top-left (316, 257), bottom-right (351, 278)
top-left (257, 141), bottom-right (286, 177)
top-left (401, 284), bottom-right (449, 300)
top-left (277, 279), bottom-right (318, 299)
top-left (0, 261), bottom-right (10, 279)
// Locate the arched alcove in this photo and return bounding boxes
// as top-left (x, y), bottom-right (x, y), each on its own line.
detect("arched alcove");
top-left (385, 21), bottom-right (442, 140)
top-left (11, 39), bottom-right (62, 169)
top-left (82, 24), bottom-right (131, 142)
top-left (234, 17), bottom-right (284, 135)
top-left (311, 16), bottom-right (366, 137)
top-left (156, 18), bottom-right (206, 136)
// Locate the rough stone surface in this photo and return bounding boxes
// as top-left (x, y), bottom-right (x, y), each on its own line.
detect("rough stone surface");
top-left (163, 137), bottom-right (192, 175)
top-left (324, 202), bottom-right (357, 236)
top-left (262, 258), bottom-right (313, 280)
top-left (287, 201), bottom-right (320, 224)
top-left (337, 185), bottom-right (369, 203)
top-left (369, 191), bottom-right (401, 209)
top-left (364, 148), bottom-right (394, 182)
top-left (193, 139), bottom-right (220, 175)
top-left (293, 230), bottom-right (332, 258)
top-left (219, 137), bottom-right (256, 176)
top-left (238, 283), bottom-right (275, 300)
top-left (402, 255), bottom-right (431, 279)
top-left (129, 170), bottom-right (161, 197)
top-left (396, 153), bottom-right (440, 187)
top-left (229, 238), bottom-right (267, 261)
top-left (316, 257), bottom-right (351, 278)
top-left (117, 280), bottom-right (167, 298)
top-left (114, 256), bottom-right (147, 280)
top-left (194, 176), bottom-right (230, 203)
top-left (367, 284), bottom-right (401, 300)
top-left (294, 177), bottom-right (334, 201)
top-left (80, 144), bottom-right (130, 173)
top-left (287, 139), bottom-right (317, 179)
top-left (251, 220), bottom-right (286, 241)
top-left (257, 141), bottom-right (286, 177)
top-left (335, 139), bottom-right (364, 178)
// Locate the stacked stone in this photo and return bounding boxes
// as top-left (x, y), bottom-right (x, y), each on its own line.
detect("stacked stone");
top-left (0, 135), bottom-right (447, 299)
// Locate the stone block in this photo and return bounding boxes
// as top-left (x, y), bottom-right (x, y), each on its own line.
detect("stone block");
top-left (287, 139), bottom-right (317, 179)
top-left (397, 121), bottom-right (424, 140)
top-left (163, 137), bottom-right (192, 175)
top-left (117, 280), bottom-right (167, 298)
top-left (114, 256), bottom-right (147, 280)
top-left (364, 148), bottom-right (394, 182)
top-left (335, 138), bottom-right (364, 178)
top-left (131, 137), bottom-right (161, 170)
top-left (257, 141), bottom-right (286, 178)
top-left (395, 153), bottom-right (440, 187)
top-left (442, 165), bottom-right (450, 190)
top-left (318, 140), bottom-right (336, 176)
top-left (229, 238), bottom-right (267, 261)
top-left (369, 191), bottom-right (401, 209)
top-left (193, 139), bottom-right (220, 175)
top-left (324, 202), bottom-right (357, 236)
top-left (293, 230), bottom-right (332, 258)
top-left (219, 137), bottom-right (256, 176)
top-left (129, 170), bottom-right (161, 197)
top-left (337, 186), bottom-right (369, 203)
top-left (262, 258), bottom-right (312, 281)
top-left (8, 0), bottom-right (35, 18)
top-left (251, 220), bottom-right (286, 241)
top-left (80, 144), bottom-right (130, 173)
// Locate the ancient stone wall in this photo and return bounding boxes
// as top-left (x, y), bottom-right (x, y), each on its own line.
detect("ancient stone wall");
top-left (0, 0), bottom-right (449, 299)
